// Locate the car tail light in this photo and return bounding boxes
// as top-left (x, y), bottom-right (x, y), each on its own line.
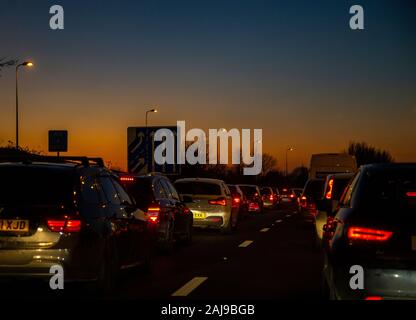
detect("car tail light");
top-left (365, 296), bottom-right (383, 300)
top-left (406, 192), bottom-right (416, 197)
top-left (232, 197), bottom-right (241, 207)
top-left (209, 197), bottom-right (227, 206)
top-left (300, 196), bottom-right (307, 207)
top-left (325, 178), bottom-right (334, 200)
top-left (147, 206), bottom-right (161, 223)
top-left (289, 194), bottom-right (295, 198)
top-left (348, 227), bottom-right (393, 242)
top-left (269, 195), bottom-right (274, 201)
top-left (120, 176), bottom-right (135, 183)
top-left (47, 218), bottom-right (81, 233)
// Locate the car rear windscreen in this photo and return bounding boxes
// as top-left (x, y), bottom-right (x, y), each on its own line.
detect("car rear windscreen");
top-left (175, 181), bottom-right (222, 196)
top-left (261, 188), bottom-right (272, 195)
top-left (361, 170), bottom-right (416, 213)
top-left (0, 166), bottom-right (74, 206)
top-left (303, 180), bottom-right (324, 200)
top-left (123, 178), bottom-right (153, 210)
top-left (238, 186), bottom-right (258, 197)
top-left (332, 178), bottom-right (351, 200)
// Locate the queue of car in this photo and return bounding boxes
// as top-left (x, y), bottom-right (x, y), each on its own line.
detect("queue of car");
top-left (0, 154), bottom-right (283, 293)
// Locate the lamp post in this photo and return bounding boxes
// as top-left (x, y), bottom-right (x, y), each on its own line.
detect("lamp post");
top-left (145, 108), bottom-right (158, 173)
top-left (15, 61), bottom-right (34, 149)
top-left (285, 147), bottom-right (294, 177)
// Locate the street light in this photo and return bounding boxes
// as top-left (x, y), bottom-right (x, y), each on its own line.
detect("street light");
top-left (15, 61), bottom-right (34, 149)
top-left (145, 108), bottom-right (158, 173)
top-left (145, 108), bottom-right (158, 128)
top-left (285, 147), bottom-right (294, 177)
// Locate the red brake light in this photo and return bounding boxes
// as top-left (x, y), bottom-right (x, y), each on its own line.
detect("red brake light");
top-left (365, 296), bottom-right (383, 300)
top-left (348, 227), bottom-right (393, 242)
top-left (233, 197), bottom-right (241, 204)
top-left (406, 192), bottom-right (416, 197)
top-left (120, 176), bottom-right (135, 183)
top-left (47, 219), bottom-right (81, 233)
top-left (269, 195), bottom-right (274, 201)
top-left (147, 206), bottom-right (160, 223)
top-left (209, 197), bottom-right (227, 206)
top-left (289, 194), bottom-right (295, 198)
top-left (325, 179), bottom-right (334, 200)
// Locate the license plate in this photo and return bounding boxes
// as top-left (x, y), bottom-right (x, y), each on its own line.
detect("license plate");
top-left (412, 236), bottom-right (416, 251)
top-left (0, 219), bottom-right (30, 232)
top-left (193, 212), bottom-right (206, 219)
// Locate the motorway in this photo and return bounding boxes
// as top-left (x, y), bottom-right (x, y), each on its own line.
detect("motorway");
top-left (1, 204), bottom-right (324, 300)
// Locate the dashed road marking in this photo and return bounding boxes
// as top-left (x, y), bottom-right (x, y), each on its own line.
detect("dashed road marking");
top-left (260, 228), bottom-right (270, 232)
top-left (172, 277), bottom-right (208, 296)
top-left (239, 240), bottom-right (254, 248)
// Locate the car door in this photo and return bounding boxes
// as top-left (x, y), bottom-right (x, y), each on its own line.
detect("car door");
top-left (154, 178), bottom-right (175, 235)
top-left (111, 177), bottom-right (148, 264)
top-left (163, 179), bottom-right (187, 234)
top-left (98, 175), bottom-right (131, 267)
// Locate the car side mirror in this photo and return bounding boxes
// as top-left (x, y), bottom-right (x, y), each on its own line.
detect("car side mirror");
top-left (181, 195), bottom-right (193, 203)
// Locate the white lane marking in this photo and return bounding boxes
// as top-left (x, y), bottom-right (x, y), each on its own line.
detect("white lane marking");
top-left (276, 220), bottom-right (283, 223)
top-left (172, 277), bottom-right (208, 296)
top-left (260, 228), bottom-right (270, 232)
top-left (285, 214), bottom-right (291, 218)
top-left (239, 240), bottom-right (254, 247)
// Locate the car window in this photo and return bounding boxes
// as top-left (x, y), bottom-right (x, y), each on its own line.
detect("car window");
top-left (165, 180), bottom-right (180, 200)
top-left (160, 179), bottom-right (174, 200)
top-left (223, 184), bottom-right (231, 196)
top-left (99, 176), bottom-right (121, 205)
top-left (175, 181), bottom-right (222, 196)
top-left (80, 175), bottom-right (100, 205)
top-left (340, 172), bottom-right (360, 207)
top-left (154, 179), bottom-right (168, 200)
top-left (111, 178), bottom-right (133, 205)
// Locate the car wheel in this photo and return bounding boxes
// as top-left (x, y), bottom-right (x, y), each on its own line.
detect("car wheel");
top-left (160, 219), bottom-right (174, 254)
top-left (221, 216), bottom-right (233, 235)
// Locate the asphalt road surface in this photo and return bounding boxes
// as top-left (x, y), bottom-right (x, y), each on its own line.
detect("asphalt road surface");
top-left (1, 205), bottom-right (324, 300)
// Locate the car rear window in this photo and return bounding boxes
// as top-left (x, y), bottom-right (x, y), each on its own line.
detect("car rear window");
top-left (332, 178), bottom-right (351, 200)
top-left (261, 188), bottom-right (272, 195)
top-left (303, 180), bottom-right (324, 200)
top-left (175, 181), bottom-right (222, 196)
top-left (238, 186), bottom-right (258, 197)
top-left (0, 166), bottom-right (74, 207)
top-left (361, 170), bottom-right (416, 213)
top-left (122, 178), bottom-right (153, 210)
top-left (228, 185), bottom-right (237, 194)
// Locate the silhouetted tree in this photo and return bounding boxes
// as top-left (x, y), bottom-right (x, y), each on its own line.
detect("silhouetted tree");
top-left (346, 141), bottom-right (394, 166)
top-left (261, 153), bottom-right (278, 176)
top-left (0, 58), bottom-right (17, 76)
top-left (288, 166), bottom-right (309, 188)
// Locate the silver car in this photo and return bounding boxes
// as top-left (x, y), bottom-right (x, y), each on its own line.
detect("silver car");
top-left (174, 178), bottom-right (236, 234)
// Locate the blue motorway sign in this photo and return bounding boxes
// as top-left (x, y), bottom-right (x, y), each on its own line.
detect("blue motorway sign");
top-left (127, 126), bottom-right (180, 175)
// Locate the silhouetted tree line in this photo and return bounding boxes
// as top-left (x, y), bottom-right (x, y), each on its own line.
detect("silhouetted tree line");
top-left (346, 141), bottom-right (394, 167)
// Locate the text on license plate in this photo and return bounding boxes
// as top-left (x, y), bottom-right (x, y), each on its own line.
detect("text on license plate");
top-left (0, 219), bottom-right (30, 232)
top-left (193, 213), bottom-right (206, 219)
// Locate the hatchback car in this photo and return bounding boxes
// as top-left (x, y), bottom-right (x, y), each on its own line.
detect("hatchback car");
top-left (227, 184), bottom-right (248, 219)
top-left (175, 178), bottom-right (236, 234)
top-left (298, 179), bottom-right (325, 220)
top-left (119, 173), bottom-right (193, 250)
top-left (261, 187), bottom-right (278, 209)
top-left (323, 163), bottom-right (416, 300)
top-left (0, 156), bottom-right (154, 292)
top-left (238, 185), bottom-right (264, 213)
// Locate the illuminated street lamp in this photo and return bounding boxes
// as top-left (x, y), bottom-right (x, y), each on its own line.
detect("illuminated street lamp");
top-left (285, 147), bottom-right (294, 177)
top-left (145, 108), bottom-right (158, 128)
top-left (15, 61), bottom-right (34, 149)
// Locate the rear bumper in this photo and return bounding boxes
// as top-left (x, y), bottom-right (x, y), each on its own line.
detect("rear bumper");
top-left (0, 249), bottom-right (94, 282)
top-left (193, 216), bottom-right (224, 228)
top-left (330, 266), bottom-right (416, 300)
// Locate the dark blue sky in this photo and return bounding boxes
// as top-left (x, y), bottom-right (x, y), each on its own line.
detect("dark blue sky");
top-left (1, 0), bottom-right (415, 169)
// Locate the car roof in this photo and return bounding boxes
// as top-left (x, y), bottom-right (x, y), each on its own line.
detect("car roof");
top-left (238, 184), bottom-right (258, 187)
top-left (0, 162), bottom-right (76, 170)
top-left (175, 177), bottom-right (225, 184)
top-left (361, 163), bottom-right (416, 172)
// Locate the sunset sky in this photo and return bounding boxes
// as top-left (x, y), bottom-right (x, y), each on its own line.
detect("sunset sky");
top-left (1, 0), bottom-right (415, 171)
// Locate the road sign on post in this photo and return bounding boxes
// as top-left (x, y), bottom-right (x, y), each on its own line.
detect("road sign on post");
top-left (128, 126), bottom-right (180, 175)
top-left (48, 130), bottom-right (68, 154)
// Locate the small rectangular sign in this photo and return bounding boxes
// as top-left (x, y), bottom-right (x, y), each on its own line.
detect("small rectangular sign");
top-left (48, 130), bottom-right (68, 152)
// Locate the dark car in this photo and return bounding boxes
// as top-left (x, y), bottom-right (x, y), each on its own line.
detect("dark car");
top-left (237, 185), bottom-right (263, 213)
top-left (0, 156), bottom-right (153, 292)
top-left (227, 184), bottom-right (248, 219)
top-left (298, 179), bottom-right (325, 220)
top-left (261, 187), bottom-right (278, 209)
top-left (323, 163), bottom-right (416, 300)
top-left (280, 187), bottom-right (297, 205)
top-left (119, 173), bottom-right (193, 251)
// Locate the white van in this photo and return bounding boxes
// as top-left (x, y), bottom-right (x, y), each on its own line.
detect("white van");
top-left (309, 153), bottom-right (357, 179)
